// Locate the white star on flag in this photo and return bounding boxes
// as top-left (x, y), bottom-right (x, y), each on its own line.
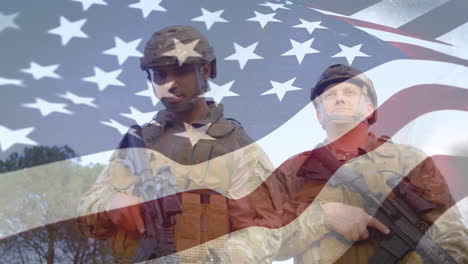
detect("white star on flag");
top-left (174, 123), bottom-right (215, 146)
top-left (0, 125), bottom-right (37, 151)
top-left (282, 37), bottom-right (319, 64)
top-left (258, 1), bottom-right (290, 11)
top-left (48, 16), bottom-right (88, 46)
top-left (120, 107), bottom-right (158, 126)
top-left (332, 43), bottom-right (369, 65)
top-left (293, 19), bottom-right (327, 34)
top-left (129, 0), bottom-right (166, 18)
top-left (147, 119), bottom-right (162, 127)
top-left (162, 39), bottom-right (202, 66)
top-left (261, 77), bottom-right (302, 101)
top-left (136, 80), bottom-right (160, 106)
top-left (20, 62), bottom-right (61, 80)
top-left (0, 12), bottom-right (20, 33)
top-left (224, 42), bottom-right (263, 70)
top-left (246, 11), bottom-right (281, 28)
top-left (153, 81), bottom-right (175, 99)
top-left (82, 66), bottom-right (124, 91)
top-left (127, 126), bottom-right (144, 139)
top-left (101, 119), bottom-right (129, 135)
top-left (192, 8), bottom-right (228, 30)
top-left (103, 37), bottom-right (143, 65)
top-left (22, 98), bottom-right (73, 117)
top-left (204, 80), bottom-right (239, 104)
top-left (71, 0), bottom-right (107, 11)
top-left (0, 77), bottom-right (23, 86)
top-left (57, 91), bottom-right (98, 108)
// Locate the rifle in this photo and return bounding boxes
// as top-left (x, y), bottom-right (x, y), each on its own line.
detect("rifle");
top-left (118, 125), bottom-right (182, 263)
top-left (311, 146), bottom-right (457, 264)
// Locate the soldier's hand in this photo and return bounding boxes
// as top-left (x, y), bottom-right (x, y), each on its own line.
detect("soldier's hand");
top-left (108, 193), bottom-right (145, 234)
top-left (322, 202), bottom-right (390, 241)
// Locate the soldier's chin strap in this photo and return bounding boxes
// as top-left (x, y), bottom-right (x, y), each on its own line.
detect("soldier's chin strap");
top-left (162, 98), bottom-right (197, 112)
top-left (320, 114), bottom-right (362, 131)
top-left (162, 87), bottom-right (206, 112)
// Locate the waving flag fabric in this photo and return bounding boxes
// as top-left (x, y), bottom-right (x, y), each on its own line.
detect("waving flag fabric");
top-left (1, 0), bottom-right (467, 263)
top-left (0, 0), bottom-right (405, 159)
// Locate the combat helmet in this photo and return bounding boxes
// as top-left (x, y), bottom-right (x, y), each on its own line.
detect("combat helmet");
top-left (140, 25), bottom-right (216, 78)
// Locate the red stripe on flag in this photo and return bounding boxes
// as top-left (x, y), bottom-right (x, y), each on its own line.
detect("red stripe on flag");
top-left (388, 42), bottom-right (468, 67)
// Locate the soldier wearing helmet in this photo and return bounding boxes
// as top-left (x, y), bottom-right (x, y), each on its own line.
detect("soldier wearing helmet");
top-left (311, 64), bottom-right (377, 129)
top-left (272, 64), bottom-right (467, 263)
top-left (78, 25), bottom-right (282, 263)
top-left (141, 25), bottom-right (217, 114)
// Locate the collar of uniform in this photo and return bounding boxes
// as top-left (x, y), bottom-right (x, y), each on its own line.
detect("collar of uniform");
top-left (297, 133), bottom-right (382, 178)
top-left (153, 101), bottom-right (223, 128)
top-left (296, 146), bottom-right (335, 180)
top-left (195, 101), bottom-right (223, 126)
top-left (321, 132), bottom-right (380, 157)
top-left (360, 133), bottom-right (381, 153)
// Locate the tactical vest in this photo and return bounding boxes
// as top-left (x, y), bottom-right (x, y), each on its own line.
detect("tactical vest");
top-left (134, 118), bottom-right (241, 263)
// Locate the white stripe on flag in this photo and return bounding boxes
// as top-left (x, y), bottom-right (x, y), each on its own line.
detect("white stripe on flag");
top-left (308, 7), bottom-right (349, 18)
top-left (0, 77), bottom-right (23, 87)
top-left (436, 22), bottom-right (468, 47)
top-left (391, 110), bottom-right (468, 157)
top-left (355, 26), bottom-right (468, 60)
top-left (365, 59), bottom-right (468, 103)
top-left (351, 0), bottom-right (450, 28)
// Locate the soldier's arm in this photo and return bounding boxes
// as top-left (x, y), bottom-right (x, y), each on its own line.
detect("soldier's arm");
top-left (270, 160), bottom-right (332, 261)
top-left (221, 149), bottom-right (332, 261)
top-left (222, 128), bottom-right (284, 263)
top-left (76, 150), bottom-right (139, 240)
top-left (405, 154), bottom-right (468, 263)
top-left (226, 184), bottom-right (283, 264)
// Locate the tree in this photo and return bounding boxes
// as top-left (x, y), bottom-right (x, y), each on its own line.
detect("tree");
top-left (0, 145), bottom-right (112, 263)
top-left (0, 145), bottom-right (76, 173)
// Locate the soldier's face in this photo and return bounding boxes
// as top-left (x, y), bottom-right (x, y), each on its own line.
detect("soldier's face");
top-left (150, 63), bottom-right (210, 104)
top-left (316, 81), bottom-right (374, 121)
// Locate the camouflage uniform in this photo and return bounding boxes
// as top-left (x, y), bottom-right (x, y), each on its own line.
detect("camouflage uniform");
top-left (77, 102), bottom-right (282, 263)
top-left (274, 134), bottom-right (468, 263)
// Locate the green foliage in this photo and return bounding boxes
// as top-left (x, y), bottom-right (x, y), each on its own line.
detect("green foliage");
top-left (0, 145), bottom-right (112, 263)
top-left (0, 145), bottom-right (77, 173)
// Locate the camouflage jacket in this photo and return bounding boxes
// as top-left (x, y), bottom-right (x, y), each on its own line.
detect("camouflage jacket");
top-left (77, 102), bottom-right (282, 264)
top-left (273, 134), bottom-right (467, 264)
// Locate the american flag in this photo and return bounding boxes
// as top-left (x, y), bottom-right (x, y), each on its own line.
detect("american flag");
top-left (0, 0), bottom-right (467, 263)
